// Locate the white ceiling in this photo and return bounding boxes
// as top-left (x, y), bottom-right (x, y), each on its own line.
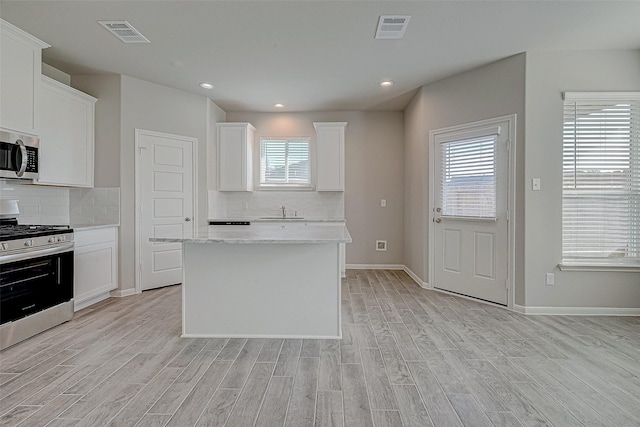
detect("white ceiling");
top-left (1, 1), bottom-right (639, 112)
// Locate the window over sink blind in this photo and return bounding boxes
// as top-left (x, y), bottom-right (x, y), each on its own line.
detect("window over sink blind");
top-left (562, 92), bottom-right (640, 263)
top-left (259, 137), bottom-right (310, 186)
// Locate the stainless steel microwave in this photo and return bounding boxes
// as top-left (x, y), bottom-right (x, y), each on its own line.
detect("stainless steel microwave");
top-left (0, 131), bottom-right (39, 180)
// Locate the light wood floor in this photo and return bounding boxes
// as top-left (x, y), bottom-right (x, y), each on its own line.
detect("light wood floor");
top-left (1, 270), bottom-right (639, 427)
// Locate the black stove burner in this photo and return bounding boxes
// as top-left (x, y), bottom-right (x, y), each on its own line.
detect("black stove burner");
top-left (0, 224), bottom-right (72, 241)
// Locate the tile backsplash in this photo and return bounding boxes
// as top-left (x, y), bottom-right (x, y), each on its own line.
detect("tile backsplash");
top-left (210, 190), bottom-right (344, 220)
top-left (0, 180), bottom-right (119, 225)
top-left (0, 181), bottom-right (70, 224)
top-left (69, 187), bottom-right (120, 225)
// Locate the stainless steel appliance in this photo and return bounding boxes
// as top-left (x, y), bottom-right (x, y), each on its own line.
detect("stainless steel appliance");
top-left (0, 130), bottom-right (39, 180)
top-left (0, 213), bottom-right (73, 350)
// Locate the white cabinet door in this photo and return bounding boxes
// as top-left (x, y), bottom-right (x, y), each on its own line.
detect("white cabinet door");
top-left (314, 122), bottom-right (347, 191)
top-left (74, 227), bottom-right (118, 311)
top-left (217, 122), bottom-right (255, 191)
top-left (0, 19), bottom-right (49, 135)
top-left (38, 76), bottom-right (96, 187)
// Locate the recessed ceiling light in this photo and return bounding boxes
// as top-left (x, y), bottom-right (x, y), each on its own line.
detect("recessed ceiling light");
top-left (380, 80), bottom-right (394, 87)
top-left (199, 82), bottom-right (214, 89)
top-left (274, 103), bottom-right (284, 108)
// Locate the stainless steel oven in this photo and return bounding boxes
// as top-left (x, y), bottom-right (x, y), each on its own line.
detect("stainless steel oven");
top-left (0, 130), bottom-right (39, 180)
top-left (0, 224), bottom-right (73, 350)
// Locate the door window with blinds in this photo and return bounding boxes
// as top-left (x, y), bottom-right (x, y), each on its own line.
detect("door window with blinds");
top-left (562, 92), bottom-right (639, 264)
top-left (440, 134), bottom-right (497, 219)
top-left (259, 137), bottom-right (311, 187)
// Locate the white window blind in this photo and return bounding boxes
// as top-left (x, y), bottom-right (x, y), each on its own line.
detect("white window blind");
top-left (260, 138), bottom-right (310, 186)
top-left (441, 134), bottom-right (497, 218)
top-left (562, 92), bottom-right (639, 262)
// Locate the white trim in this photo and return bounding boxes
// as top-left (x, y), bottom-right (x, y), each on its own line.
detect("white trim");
top-left (345, 264), bottom-right (430, 289)
top-left (134, 129), bottom-right (198, 294)
top-left (558, 263), bottom-right (640, 273)
top-left (346, 263), bottom-right (405, 270)
top-left (428, 114), bottom-right (517, 310)
top-left (344, 266), bottom-right (638, 316)
top-left (563, 91), bottom-right (640, 101)
top-left (402, 265), bottom-right (430, 289)
top-left (512, 304), bottom-right (526, 314)
top-left (110, 288), bottom-right (138, 298)
top-left (513, 304), bottom-right (640, 316)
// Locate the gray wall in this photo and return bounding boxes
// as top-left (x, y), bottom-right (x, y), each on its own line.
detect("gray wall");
top-left (118, 75), bottom-right (210, 292)
top-left (404, 54), bottom-right (526, 302)
top-left (524, 50), bottom-right (640, 308)
top-left (71, 74), bottom-right (121, 188)
top-left (227, 111), bottom-right (405, 265)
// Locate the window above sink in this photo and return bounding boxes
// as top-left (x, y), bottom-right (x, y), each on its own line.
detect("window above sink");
top-left (258, 137), bottom-right (312, 190)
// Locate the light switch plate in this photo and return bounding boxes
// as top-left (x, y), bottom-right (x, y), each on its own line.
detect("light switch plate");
top-left (381, 199), bottom-right (387, 207)
top-left (546, 273), bottom-right (555, 286)
top-left (532, 178), bottom-right (541, 191)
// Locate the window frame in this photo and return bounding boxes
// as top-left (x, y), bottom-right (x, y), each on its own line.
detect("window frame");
top-left (256, 136), bottom-right (313, 190)
top-left (560, 91), bottom-right (640, 270)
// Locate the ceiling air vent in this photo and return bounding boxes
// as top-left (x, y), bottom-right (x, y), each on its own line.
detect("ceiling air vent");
top-left (98, 21), bottom-right (150, 43)
top-left (375, 15), bottom-right (411, 39)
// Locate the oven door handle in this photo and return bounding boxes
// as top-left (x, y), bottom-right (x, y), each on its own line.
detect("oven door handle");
top-left (0, 243), bottom-right (73, 265)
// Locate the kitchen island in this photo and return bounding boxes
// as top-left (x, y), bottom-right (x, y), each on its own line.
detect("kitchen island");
top-left (150, 222), bottom-right (351, 339)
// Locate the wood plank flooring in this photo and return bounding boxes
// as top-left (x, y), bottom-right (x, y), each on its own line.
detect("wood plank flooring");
top-left (1, 269), bottom-right (639, 426)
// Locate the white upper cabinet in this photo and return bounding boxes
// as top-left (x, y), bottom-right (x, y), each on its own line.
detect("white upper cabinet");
top-left (217, 122), bottom-right (255, 191)
top-left (314, 122), bottom-right (347, 191)
top-left (37, 76), bottom-right (96, 187)
top-left (0, 19), bottom-right (49, 135)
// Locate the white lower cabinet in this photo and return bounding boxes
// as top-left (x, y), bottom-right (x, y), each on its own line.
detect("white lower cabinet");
top-left (74, 227), bottom-right (118, 311)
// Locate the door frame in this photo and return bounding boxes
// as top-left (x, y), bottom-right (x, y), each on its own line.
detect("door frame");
top-left (134, 128), bottom-right (198, 294)
top-left (427, 114), bottom-right (516, 309)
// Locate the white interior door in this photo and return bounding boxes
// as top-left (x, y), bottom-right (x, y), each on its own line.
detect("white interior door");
top-left (432, 118), bottom-right (512, 305)
top-left (136, 130), bottom-right (195, 291)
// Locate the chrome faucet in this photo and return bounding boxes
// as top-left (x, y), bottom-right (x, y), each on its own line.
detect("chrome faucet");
top-left (281, 205), bottom-right (286, 218)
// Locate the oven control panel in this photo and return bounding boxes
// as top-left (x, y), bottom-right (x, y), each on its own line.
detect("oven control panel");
top-left (0, 232), bottom-right (74, 254)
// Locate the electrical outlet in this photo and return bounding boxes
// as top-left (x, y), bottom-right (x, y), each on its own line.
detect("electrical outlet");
top-left (376, 240), bottom-right (387, 251)
top-left (381, 199), bottom-right (387, 207)
top-left (545, 273), bottom-right (555, 286)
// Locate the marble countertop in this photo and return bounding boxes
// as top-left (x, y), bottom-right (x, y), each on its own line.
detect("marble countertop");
top-left (150, 222), bottom-right (352, 244)
top-left (209, 217), bottom-right (346, 224)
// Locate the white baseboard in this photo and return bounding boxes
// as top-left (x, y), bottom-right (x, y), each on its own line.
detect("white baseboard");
top-left (401, 265), bottom-right (430, 289)
top-left (110, 288), bottom-right (137, 298)
top-left (346, 264), bottom-right (405, 270)
top-left (343, 266), bottom-right (638, 316)
top-left (345, 263), bottom-right (430, 289)
top-left (513, 305), bottom-right (640, 316)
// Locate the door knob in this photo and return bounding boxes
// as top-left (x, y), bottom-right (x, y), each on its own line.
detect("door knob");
top-left (435, 218), bottom-right (441, 223)
top-left (185, 217), bottom-right (191, 222)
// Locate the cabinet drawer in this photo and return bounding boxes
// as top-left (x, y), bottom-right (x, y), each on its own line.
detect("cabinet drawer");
top-left (74, 227), bottom-right (117, 247)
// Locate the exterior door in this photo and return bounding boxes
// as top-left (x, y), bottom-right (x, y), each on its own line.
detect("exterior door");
top-left (136, 129), bottom-right (195, 291)
top-left (432, 117), bottom-right (512, 305)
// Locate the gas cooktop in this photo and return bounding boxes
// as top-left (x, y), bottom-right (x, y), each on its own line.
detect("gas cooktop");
top-left (0, 224), bottom-right (72, 241)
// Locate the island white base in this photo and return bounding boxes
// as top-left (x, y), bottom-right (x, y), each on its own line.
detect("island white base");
top-left (182, 242), bottom-right (342, 339)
